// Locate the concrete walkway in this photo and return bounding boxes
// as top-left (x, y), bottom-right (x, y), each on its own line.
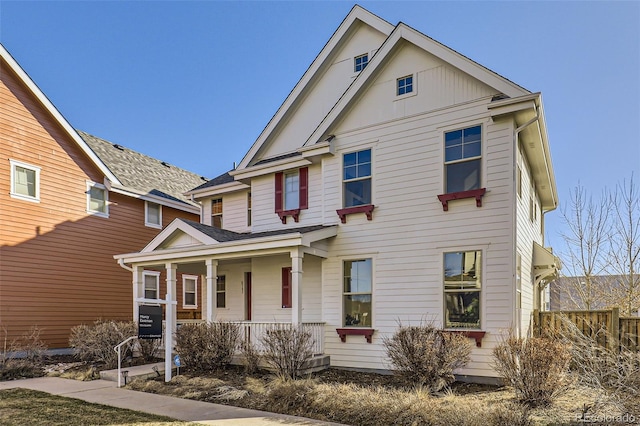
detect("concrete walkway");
top-left (0, 377), bottom-right (342, 425)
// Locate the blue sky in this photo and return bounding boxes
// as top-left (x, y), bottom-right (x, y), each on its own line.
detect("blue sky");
top-left (1, 1), bottom-right (638, 245)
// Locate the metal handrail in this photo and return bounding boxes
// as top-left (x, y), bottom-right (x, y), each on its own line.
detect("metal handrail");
top-left (114, 336), bottom-right (138, 388)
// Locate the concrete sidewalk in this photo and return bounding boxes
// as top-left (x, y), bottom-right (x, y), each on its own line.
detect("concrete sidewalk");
top-left (0, 377), bottom-right (342, 425)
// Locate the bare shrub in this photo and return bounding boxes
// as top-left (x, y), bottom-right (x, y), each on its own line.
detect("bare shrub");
top-left (69, 320), bottom-right (136, 369)
top-left (383, 322), bottom-right (472, 393)
top-left (175, 322), bottom-right (240, 372)
top-left (492, 334), bottom-right (572, 407)
top-left (136, 338), bottom-right (162, 362)
top-left (239, 340), bottom-right (261, 374)
top-left (0, 326), bottom-right (49, 380)
top-left (549, 315), bottom-right (640, 416)
top-left (260, 326), bottom-right (313, 380)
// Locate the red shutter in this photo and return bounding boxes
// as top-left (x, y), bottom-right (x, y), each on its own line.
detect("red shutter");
top-left (299, 167), bottom-right (308, 210)
top-left (281, 267), bottom-right (292, 308)
top-left (274, 172), bottom-right (283, 213)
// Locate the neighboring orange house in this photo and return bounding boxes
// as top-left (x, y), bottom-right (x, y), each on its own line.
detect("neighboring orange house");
top-left (0, 44), bottom-right (206, 349)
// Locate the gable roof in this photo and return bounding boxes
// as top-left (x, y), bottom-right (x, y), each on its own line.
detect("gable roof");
top-left (305, 22), bottom-right (530, 146)
top-left (236, 6), bottom-right (531, 169)
top-left (236, 5), bottom-right (395, 169)
top-left (0, 43), bottom-right (121, 185)
top-left (79, 131), bottom-right (207, 207)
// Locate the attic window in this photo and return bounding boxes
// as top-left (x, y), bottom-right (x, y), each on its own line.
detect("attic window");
top-left (397, 75), bottom-right (413, 96)
top-left (354, 53), bottom-right (368, 72)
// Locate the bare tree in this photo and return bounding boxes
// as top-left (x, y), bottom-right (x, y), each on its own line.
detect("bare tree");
top-left (558, 184), bottom-right (612, 310)
top-left (606, 176), bottom-right (640, 316)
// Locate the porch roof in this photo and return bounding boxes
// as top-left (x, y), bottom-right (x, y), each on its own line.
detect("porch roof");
top-left (114, 219), bottom-right (338, 266)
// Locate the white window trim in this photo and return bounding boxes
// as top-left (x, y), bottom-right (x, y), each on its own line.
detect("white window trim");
top-left (143, 270), bottom-right (161, 302)
top-left (442, 249), bottom-right (484, 331)
top-left (86, 181), bottom-right (109, 218)
top-left (9, 159), bottom-right (41, 203)
top-left (145, 201), bottom-right (162, 229)
top-left (395, 73), bottom-right (417, 100)
top-left (341, 147), bottom-right (374, 208)
top-left (182, 274), bottom-right (198, 309)
top-left (441, 122), bottom-right (485, 194)
top-left (341, 257), bottom-right (375, 328)
top-left (216, 275), bottom-right (226, 309)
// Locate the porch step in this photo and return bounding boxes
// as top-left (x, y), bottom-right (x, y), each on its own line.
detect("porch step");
top-left (99, 362), bottom-right (167, 383)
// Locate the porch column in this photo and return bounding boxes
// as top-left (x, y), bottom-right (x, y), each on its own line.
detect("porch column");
top-left (290, 249), bottom-right (304, 324)
top-left (205, 259), bottom-right (218, 323)
top-left (165, 262), bottom-right (177, 383)
top-left (132, 266), bottom-right (143, 321)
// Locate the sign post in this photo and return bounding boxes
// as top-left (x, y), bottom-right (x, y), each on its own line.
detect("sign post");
top-left (135, 296), bottom-right (177, 382)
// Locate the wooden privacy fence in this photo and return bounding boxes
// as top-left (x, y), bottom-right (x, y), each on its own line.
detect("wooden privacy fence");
top-left (533, 308), bottom-right (640, 352)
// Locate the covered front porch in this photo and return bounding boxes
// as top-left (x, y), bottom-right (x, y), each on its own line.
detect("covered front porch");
top-left (115, 219), bottom-right (337, 362)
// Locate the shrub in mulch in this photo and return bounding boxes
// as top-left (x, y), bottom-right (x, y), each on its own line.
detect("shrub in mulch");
top-left (68, 320), bottom-right (136, 369)
top-left (174, 322), bottom-right (240, 372)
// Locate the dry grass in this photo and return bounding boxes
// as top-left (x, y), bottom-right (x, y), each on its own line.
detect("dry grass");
top-left (0, 388), bottom-right (188, 426)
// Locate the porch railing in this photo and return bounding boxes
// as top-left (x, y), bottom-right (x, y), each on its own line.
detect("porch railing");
top-left (170, 320), bottom-right (325, 355)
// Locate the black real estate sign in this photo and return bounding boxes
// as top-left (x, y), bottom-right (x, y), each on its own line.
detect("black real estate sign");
top-left (138, 305), bottom-right (162, 339)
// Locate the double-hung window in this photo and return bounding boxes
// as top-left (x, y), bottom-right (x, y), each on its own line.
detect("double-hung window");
top-left (10, 160), bottom-right (40, 202)
top-left (87, 182), bottom-right (108, 217)
top-left (145, 201), bottom-right (162, 228)
top-left (354, 53), bottom-right (368, 72)
top-left (216, 275), bottom-right (226, 308)
top-left (444, 251), bottom-right (481, 329)
top-left (444, 125), bottom-right (482, 193)
top-left (343, 259), bottom-right (372, 327)
top-left (275, 168), bottom-right (308, 222)
top-left (143, 271), bottom-right (160, 300)
top-left (212, 198), bottom-right (223, 228)
top-left (343, 149), bottom-right (372, 207)
top-left (183, 275), bottom-right (197, 308)
top-left (247, 192), bottom-right (252, 226)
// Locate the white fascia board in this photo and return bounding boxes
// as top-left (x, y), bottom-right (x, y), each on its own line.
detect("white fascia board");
top-left (0, 44), bottom-right (121, 185)
top-left (230, 158), bottom-right (312, 181)
top-left (108, 184), bottom-right (200, 214)
top-left (533, 98), bottom-right (558, 211)
top-left (236, 7), bottom-right (394, 170)
top-left (141, 218), bottom-right (219, 253)
top-left (298, 140), bottom-right (335, 157)
top-left (116, 226), bottom-right (337, 265)
top-left (186, 181), bottom-right (250, 199)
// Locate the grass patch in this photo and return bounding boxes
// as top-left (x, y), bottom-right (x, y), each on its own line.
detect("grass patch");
top-left (0, 388), bottom-right (189, 426)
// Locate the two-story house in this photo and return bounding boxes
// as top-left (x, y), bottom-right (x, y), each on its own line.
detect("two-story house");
top-left (0, 44), bottom-right (206, 349)
top-left (115, 6), bottom-right (560, 380)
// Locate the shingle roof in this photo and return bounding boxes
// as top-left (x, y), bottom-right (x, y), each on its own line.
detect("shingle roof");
top-left (180, 218), bottom-right (333, 243)
top-left (189, 171), bottom-right (235, 192)
top-left (79, 131), bottom-right (208, 206)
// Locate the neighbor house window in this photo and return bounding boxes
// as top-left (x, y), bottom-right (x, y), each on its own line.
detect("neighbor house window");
top-left (343, 259), bottom-right (372, 327)
top-left (343, 149), bottom-right (371, 207)
top-left (354, 53), bottom-right (368, 72)
top-left (87, 182), bottom-right (108, 217)
top-left (183, 275), bottom-right (197, 308)
top-left (216, 275), bottom-right (226, 308)
top-left (247, 192), bottom-right (252, 226)
top-left (144, 271), bottom-right (160, 300)
top-left (444, 251), bottom-right (481, 329)
top-left (145, 201), bottom-right (162, 228)
top-left (397, 75), bottom-right (413, 95)
top-left (212, 198), bottom-right (223, 228)
top-left (444, 125), bottom-right (481, 193)
top-left (10, 159), bottom-right (40, 202)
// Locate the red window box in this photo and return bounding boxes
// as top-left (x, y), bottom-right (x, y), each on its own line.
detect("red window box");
top-left (277, 209), bottom-right (301, 224)
top-left (336, 328), bottom-right (375, 343)
top-left (437, 188), bottom-right (486, 211)
top-left (336, 204), bottom-right (375, 223)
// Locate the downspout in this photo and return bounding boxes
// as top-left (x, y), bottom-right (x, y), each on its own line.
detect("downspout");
top-left (512, 107), bottom-right (540, 335)
top-left (118, 258), bottom-right (133, 272)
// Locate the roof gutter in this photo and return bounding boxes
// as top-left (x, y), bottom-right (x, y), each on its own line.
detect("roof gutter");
top-left (117, 258), bottom-right (133, 272)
